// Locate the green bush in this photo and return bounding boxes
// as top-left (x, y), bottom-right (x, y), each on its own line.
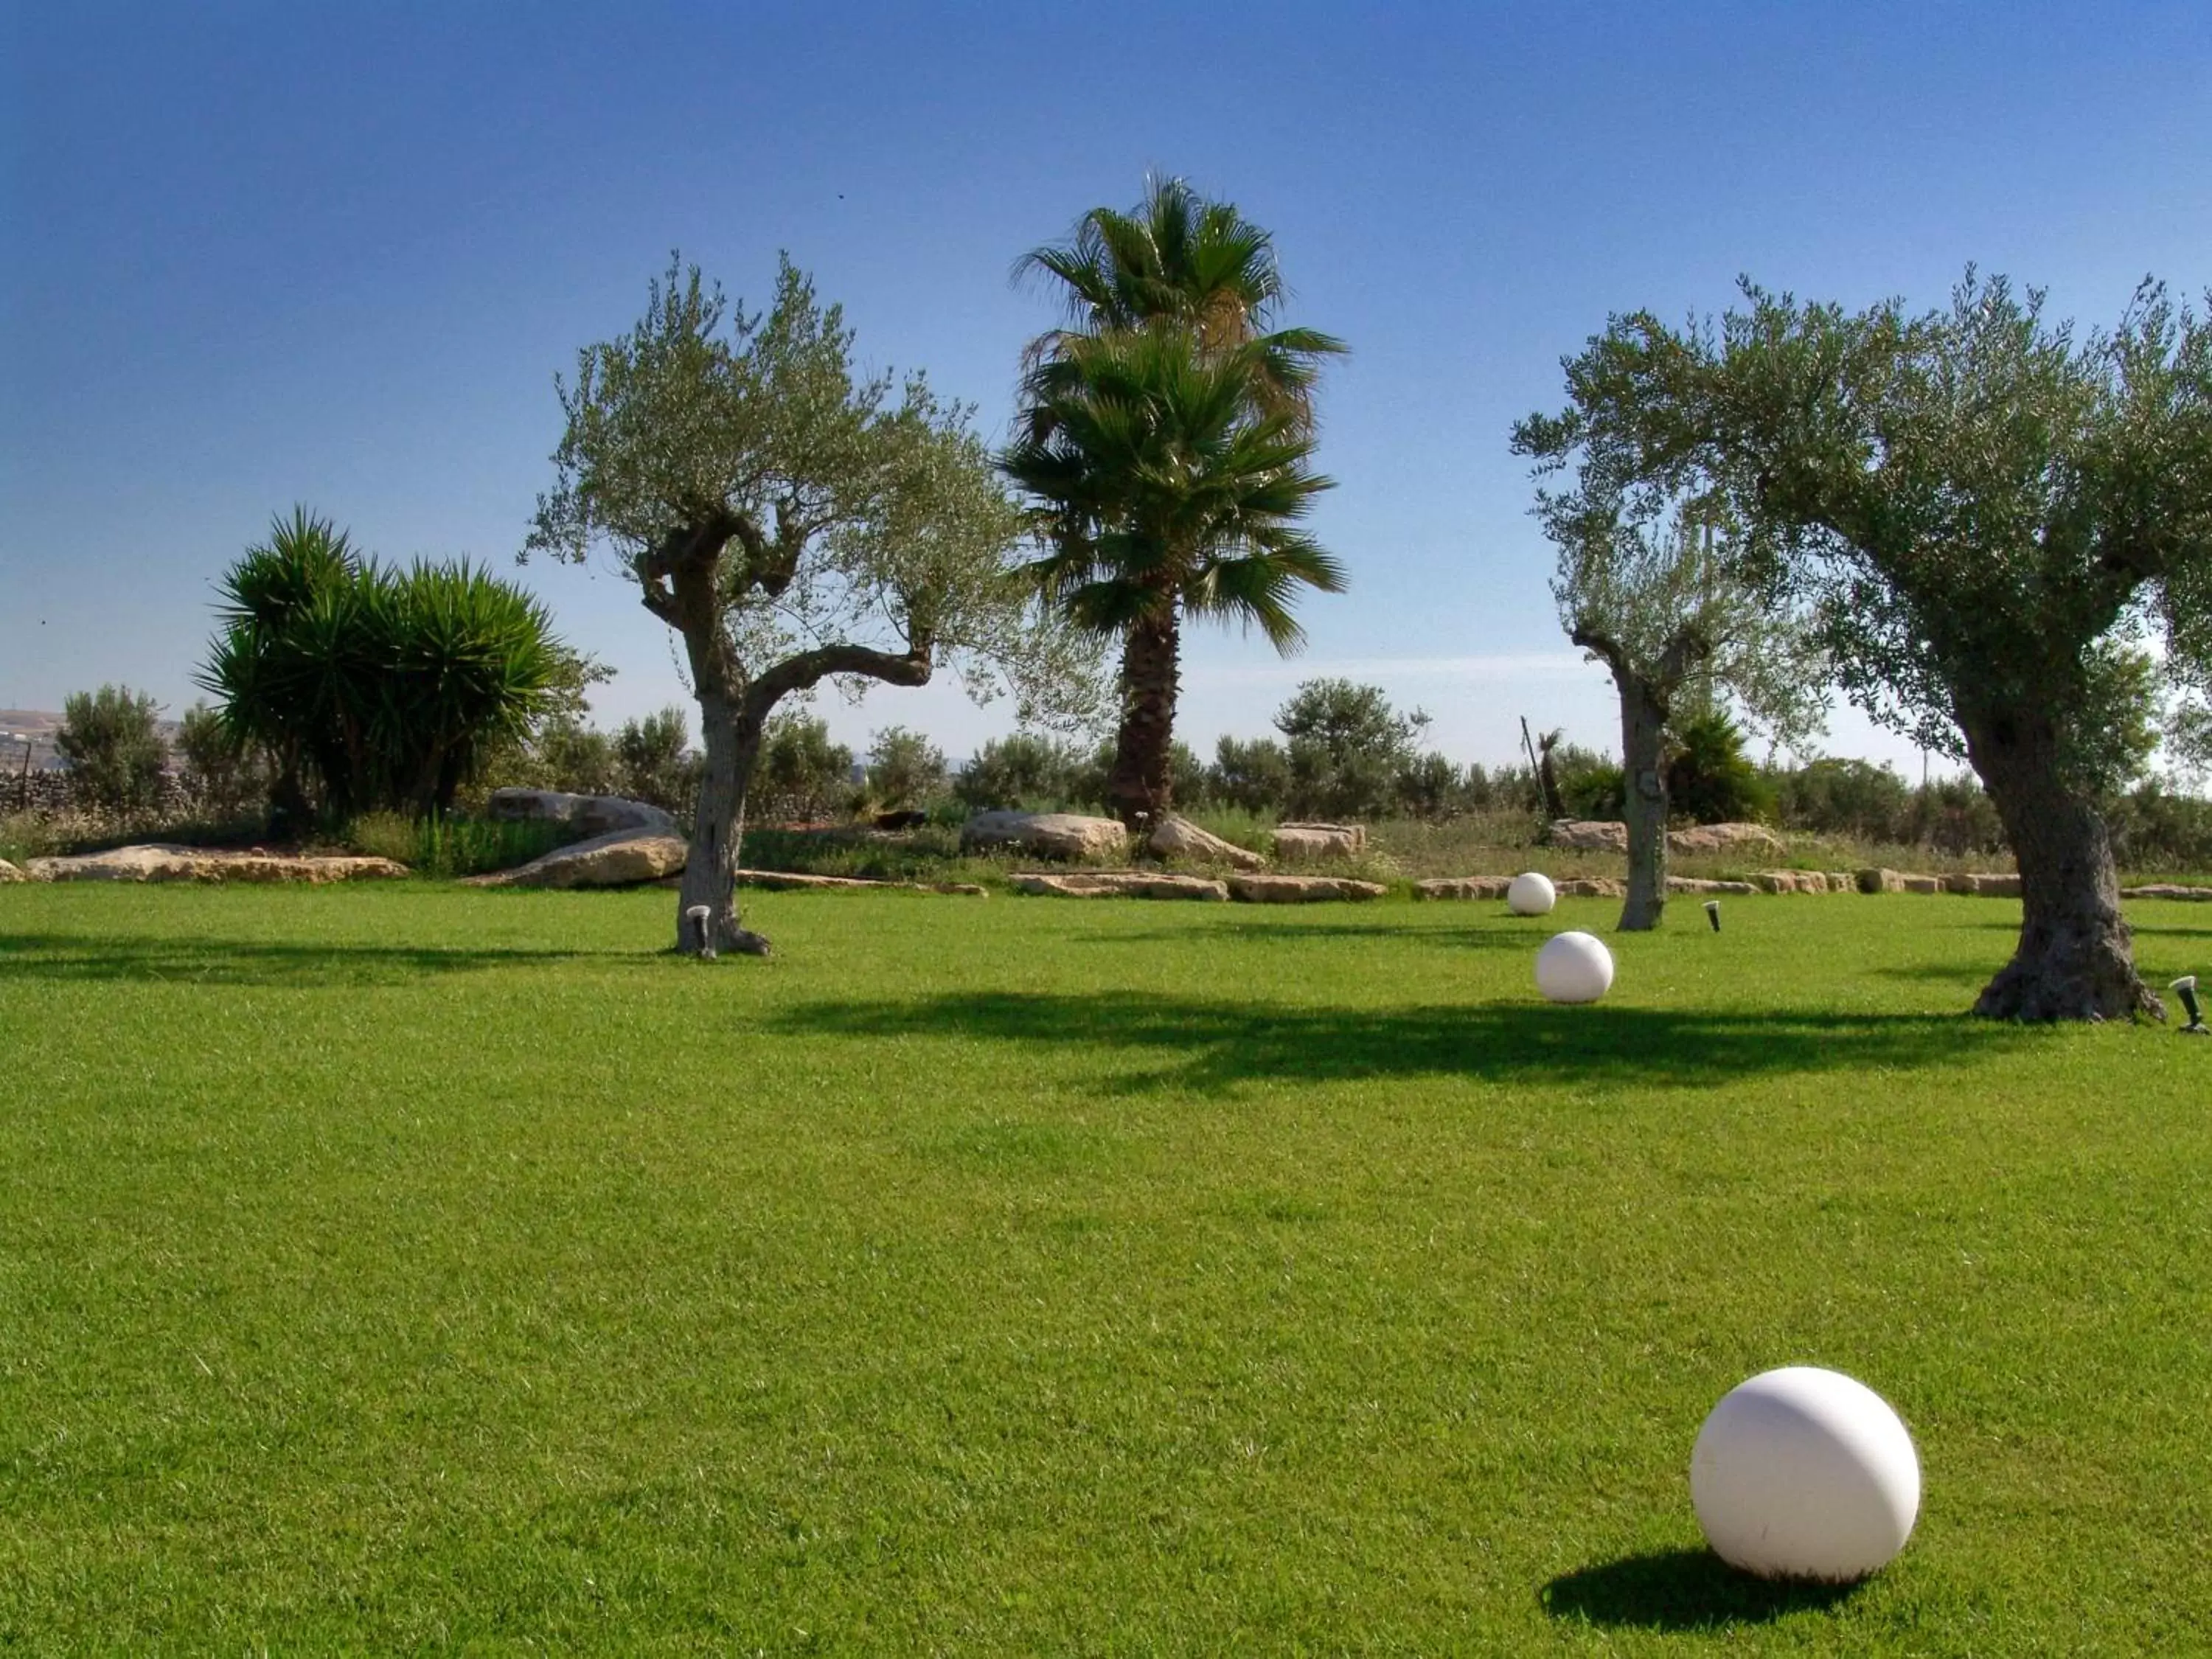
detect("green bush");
top-left (56, 684), bottom-right (168, 817)
top-left (864, 726), bottom-right (950, 813)
top-left (1665, 711), bottom-right (1773, 824)
top-left (757, 713), bottom-right (856, 822)
top-left (199, 509), bottom-right (567, 825)
top-left (953, 733), bottom-right (1090, 813)
top-left (1552, 743), bottom-right (1626, 820)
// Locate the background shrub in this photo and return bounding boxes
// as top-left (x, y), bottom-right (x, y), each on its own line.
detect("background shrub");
top-left (56, 684), bottom-right (167, 818)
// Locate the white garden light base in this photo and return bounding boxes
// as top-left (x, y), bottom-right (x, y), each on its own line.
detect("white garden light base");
top-left (1507, 871), bottom-right (1557, 916)
top-left (1534, 930), bottom-right (1613, 1004)
top-left (1691, 1366), bottom-right (1921, 1582)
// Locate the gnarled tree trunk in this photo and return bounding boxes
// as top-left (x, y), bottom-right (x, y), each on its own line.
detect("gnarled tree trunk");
top-left (1109, 606), bottom-right (1180, 831)
top-left (1962, 703), bottom-right (2158, 1022)
top-left (1616, 672), bottom-right (1669, 931)
top-left (675, 690), bottom-right (772, 957)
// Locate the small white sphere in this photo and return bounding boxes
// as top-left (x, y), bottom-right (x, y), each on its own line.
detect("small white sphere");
top-left (1534, 930), bottom-right (1613, 1004)
top-left (1692, 1366), bottom-right (1921, 1582)
top-left (1506, 871), bottom-right (1557, 916)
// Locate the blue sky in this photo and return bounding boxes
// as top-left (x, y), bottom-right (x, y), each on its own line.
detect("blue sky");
top-left (4, 1), bottom-right (2208, 771)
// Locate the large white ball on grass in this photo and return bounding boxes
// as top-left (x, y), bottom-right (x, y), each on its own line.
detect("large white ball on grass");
top-left (1534, 931), bottom-right (1613, 1004)
top-left (1507, 871), bottom-right (1557, 915)
top-left (1691, 1366), bottom-right (1921, 1582)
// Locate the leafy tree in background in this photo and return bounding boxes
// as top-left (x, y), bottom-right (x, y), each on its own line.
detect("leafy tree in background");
top-left (1006, 179), bottom-right (1346, 827)
top-left (56, 684), bottom-right (167, 817)
top-left (526, 257), bottom-right (1096, 955)
top-left (1208, 734), bottom-right (1294, 817)
top-left (954, 732), bottom-right (1090, 811)
top-left (175, 701), bottom-right (270, 818)
top-left (524, 717), bottom-right (621, 798)
top-left (756, 712), bottom-right (856, 822)
top-left (1516, 274), bottom-right (2212, 1011)
top-left (1273, 677), bottom-right (1430, 821)
top-left (201, 509), bottom-right (565, 827)
top-left (615, 706), bottom-right (699, 815)
top-left (864, 725), bottom-right (948, 812)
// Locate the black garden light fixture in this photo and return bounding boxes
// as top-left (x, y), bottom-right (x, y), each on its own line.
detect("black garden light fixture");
top-left (2174, 975), bottom-right (2208, 1035)
top-left (1704, 900), bottom-right (1721, 933)
top-left (686, 904), bottom-right (716, 961)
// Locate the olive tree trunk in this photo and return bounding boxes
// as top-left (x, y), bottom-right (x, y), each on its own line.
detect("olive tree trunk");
top-left (1963, 704), bottom-right (2159, 1022)
top-left (1108, 608), bottom-right (1180, 831)
top-left (1616, 672), bottom-right (1669, 931)
top-left (674, 689), bottom-right (772, 957)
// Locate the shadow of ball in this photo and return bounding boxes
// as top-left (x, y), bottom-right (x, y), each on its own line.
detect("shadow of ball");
top-left (1535, 930), bottom-right (1613, 1003)
top-left (1508, 871), bottom-right (1557, 915)
top-left (1691, 1366), bottom-right (1920, 1582)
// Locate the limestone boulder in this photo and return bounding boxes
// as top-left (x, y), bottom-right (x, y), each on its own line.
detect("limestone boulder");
top-left (1228, 873), bottom-right (1387, 903)
top-left (465, 830), bottom-right (689, 889)
top-left (1753, 869), bottom-right (1829, 894)
top-left (1556, 877), bottom-right (1626, 898)
top-left (1272, 822), bottom-right (1368, 863)
top-left (24, 845), bottom-right (408, 883)
top-left (1413, 875), bottom-right (1513, 901)
top-left (961, 810), bottom-right (1129, 862)
top-left (485, 787), bottom-right (675, 838)
top-left (0, 858), bottom-right (24, 882)
top-left (1548, 819), bottom-right (1628, 853)
top-left (1856, 867), bottom-right (1907, 894)
top-left (1149, 814), bottom-right (1267, 870)
top-left (1943, 872), bottom-right (2021, 897)
top-left (1899, 873), bottom-right (1945, 894)
top-left (1009, 870), bottom-right (1226, 900)
top-left (1667, 821), bottom-right (1786, 856)
top-left (1667, 876), bottom-right (1759, 896)
top-left (1551, 818), bottom-right (1787, 857)
top-left (740, 869), bottom-right (985, 895)
top-left (2122, 883), bottom-right (2212, 902)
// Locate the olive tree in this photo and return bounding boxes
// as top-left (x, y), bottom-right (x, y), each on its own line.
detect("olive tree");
top-left (1517, 274), bottom-right (2212, 1017)
top-left (526, 256), bottom-right (1096, 955)
top-left (1540, 499), bottom-right (1819, 929)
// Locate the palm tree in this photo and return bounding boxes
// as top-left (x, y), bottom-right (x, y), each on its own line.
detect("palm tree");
top-left (1001, 327), bottom-right (1343, 826)
top-left (1009, 178), bottom-right (1347, 827)
top-left (1014, 175), bottom-right (1346, 437)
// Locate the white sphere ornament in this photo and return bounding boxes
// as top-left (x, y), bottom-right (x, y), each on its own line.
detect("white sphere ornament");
top-left (1691, 1366), bottom-right (1921, 1582)
top-left (1534, 930), bottom-right (1613, 1004)
top-left (1507, 871), bottom-right (1557, 915)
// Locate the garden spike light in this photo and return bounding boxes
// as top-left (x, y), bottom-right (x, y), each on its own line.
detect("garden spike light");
top-left (2174, 976), bottom-right (2208, 1035)
top-left (1704, 900), bottom-right (1721, 933)
top-left (686, 904), bottom-right (716, 961)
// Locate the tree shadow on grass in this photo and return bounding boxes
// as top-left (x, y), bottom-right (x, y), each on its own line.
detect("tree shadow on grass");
top-left (1075, 919), bottom-right (1541, 950)
top-left (1542, 1548), bottom-right (1862, 1630)
top-left (773, 990), bottom-right (2011, 1094)
top-left (0, 931), bottom-right (640, 988)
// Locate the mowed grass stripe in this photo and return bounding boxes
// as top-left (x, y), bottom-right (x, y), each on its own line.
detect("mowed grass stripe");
top-left (1, 886), bottom-right (2206, 1651)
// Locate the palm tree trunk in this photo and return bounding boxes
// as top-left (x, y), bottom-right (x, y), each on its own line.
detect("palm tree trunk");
top-left (1108, 608), bottom-right (1180, 830)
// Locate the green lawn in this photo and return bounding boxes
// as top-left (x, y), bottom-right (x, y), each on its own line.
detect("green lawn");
top-left (1, 885), bottom-right (2207, 1652)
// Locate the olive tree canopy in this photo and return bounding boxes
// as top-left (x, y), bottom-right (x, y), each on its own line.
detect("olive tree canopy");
top-left (1517, 272), bottom-right (2212, 1016)
top-left (525, 255), bottom-right (1099, 955)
